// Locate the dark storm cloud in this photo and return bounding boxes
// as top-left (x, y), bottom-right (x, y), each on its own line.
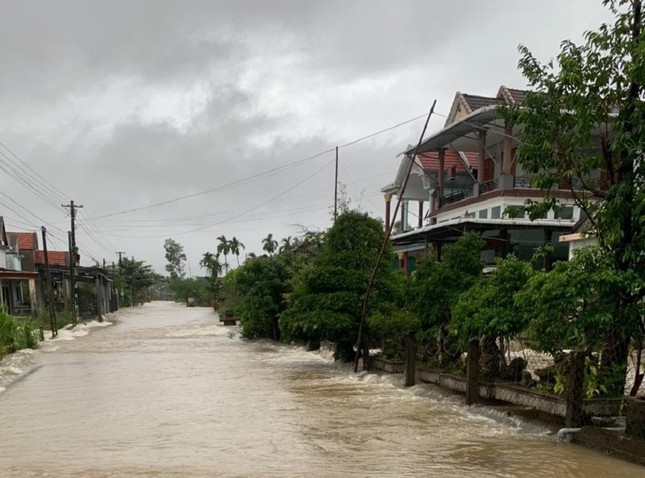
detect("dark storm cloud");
top-left (0, 0), bottom-right (615, 271)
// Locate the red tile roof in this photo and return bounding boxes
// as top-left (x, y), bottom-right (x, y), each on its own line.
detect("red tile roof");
top-left (417, 151), bottom-right (476, 172)
top-left (462, 94), bottom-right (501, 112)
top-left (506, 88), bottom-right (526, 104)
top-left (6, 232), bottom-right (38, 250)
top-left (34, 250), bottom-right (69, 267)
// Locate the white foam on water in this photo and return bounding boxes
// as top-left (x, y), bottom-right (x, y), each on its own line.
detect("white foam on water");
top-left (164, 323), bottom-right (234, 338)
top-left (0, 318), bottom-right (114, 394)
top-left (42, 319), bottom-right (114, 342)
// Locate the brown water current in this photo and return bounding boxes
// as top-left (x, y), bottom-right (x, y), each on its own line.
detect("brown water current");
top-left (1, 302), bottom-right (643, 477)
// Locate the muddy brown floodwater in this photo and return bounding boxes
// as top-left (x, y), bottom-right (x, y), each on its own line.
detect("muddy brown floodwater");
top-left (1, 302), bottom-right (643, 477)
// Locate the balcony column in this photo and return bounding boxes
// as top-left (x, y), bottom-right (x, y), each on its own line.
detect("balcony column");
top-left (384, 193), bottom-right (392, 231)
top-left (418, 201), bottom-right (423, 228)
top-left (478, 129), bottom-right (487, 182)
top-left (437, 148), bottom-right (445, 206)
top-left (499, 121), bottom-right (515, 190)
top-left (28, 278), bottom-right (37, 317)
top-left (502, 120), bottom-right (513, 175)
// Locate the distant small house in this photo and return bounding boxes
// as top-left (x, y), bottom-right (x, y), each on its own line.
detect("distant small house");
top-left (6, 231), bottom-right (38, 271)
top-left (558, 217), bottom-right (597, 260)
top-left (0, 218), bottom-right (39, 315)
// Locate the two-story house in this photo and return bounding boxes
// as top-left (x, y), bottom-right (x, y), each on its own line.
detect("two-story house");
top-left (382, 86), bottom-right (596, 272)
top-left (0, 218), bottom-right (39, 315)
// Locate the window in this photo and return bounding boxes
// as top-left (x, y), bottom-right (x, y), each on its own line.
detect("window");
top-left (478, 209), bottom-right (488, 219)
top-left (491, 206), bottom-right (501, 219)
top-left (555, 206), bottom-right (574, 220)
top-left (505, 205), bottom-right (525, 219)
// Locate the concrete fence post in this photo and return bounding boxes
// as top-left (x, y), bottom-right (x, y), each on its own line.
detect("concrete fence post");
top-left (405, 331), bottom-right (417, 387)
top-left (465, 337), bottom-right (481, 405)
top-left (565, 351), bottom-right (586, 428)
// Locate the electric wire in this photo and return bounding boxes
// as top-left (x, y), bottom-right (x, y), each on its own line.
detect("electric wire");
top-left (86, 113), bottom-right (429, 220)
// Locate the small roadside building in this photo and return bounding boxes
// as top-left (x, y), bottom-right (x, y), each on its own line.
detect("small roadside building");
top-left (0, 218), bottom-right (39, 315)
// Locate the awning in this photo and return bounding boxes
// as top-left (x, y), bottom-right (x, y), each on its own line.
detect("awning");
top-left (0, 270), bottom-right (39, 280)
top-left (391, 217), bottom-right (576, 246)
top-left (405, 106), bottom-right (509, 154)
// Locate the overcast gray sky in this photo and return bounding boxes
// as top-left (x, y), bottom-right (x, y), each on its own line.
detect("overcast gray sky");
top-left (0, 0), bottom-right (614, 274)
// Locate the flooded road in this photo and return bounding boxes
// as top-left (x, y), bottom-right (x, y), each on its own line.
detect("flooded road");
top-left (0, 302), bottom-right (643, 477)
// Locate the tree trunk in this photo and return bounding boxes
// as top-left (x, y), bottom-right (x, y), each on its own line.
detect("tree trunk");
top-left (601, 328), bottom-right (630, 396)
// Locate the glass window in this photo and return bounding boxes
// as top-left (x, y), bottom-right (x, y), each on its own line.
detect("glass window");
top-left (491, 206), bottom-right (501, 219)
top-left (555, 206), bottom-right (574, 220)
top-left (505, 205), bottom-right (525, 218)
top-left (479, 209), bottom-right (488, 219)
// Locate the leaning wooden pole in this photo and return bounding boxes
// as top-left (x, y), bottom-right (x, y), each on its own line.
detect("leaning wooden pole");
top-left (41, 226), bottom-right (58, 338)
top-left (353, 100), bottom-right (436, 372)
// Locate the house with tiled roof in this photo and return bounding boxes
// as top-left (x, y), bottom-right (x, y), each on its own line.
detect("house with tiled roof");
top-left (382, 85), bottom-right (600, 272)
top-left (6, 231), bottom-right (38, 272)
top-left (0, 219), bottom-right (39, 315)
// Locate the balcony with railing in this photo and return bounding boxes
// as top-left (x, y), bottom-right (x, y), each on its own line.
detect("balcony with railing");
top-left (432, 172), bottom-right (602, 221)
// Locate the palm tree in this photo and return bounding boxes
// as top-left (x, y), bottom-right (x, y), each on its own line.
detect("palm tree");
top-left (199, 251), bottom-right (222, 278)
top-left (216, 235), bottom-right (231, 274)
top-left (279, 236), bottom-right (293, 253)
top-left (200, 252), bottom-right (223, 309)
top-left (229, 236), bottom-right (245, 266)
top-left (262, 233), bottom-right (278, 256)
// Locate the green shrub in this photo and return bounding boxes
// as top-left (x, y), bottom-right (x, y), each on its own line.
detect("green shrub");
top-left (0, 311), bottom-right (41, 358)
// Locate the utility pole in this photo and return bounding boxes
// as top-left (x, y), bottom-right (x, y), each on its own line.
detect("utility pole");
top-left (62, 200), bottom-right (83, 324)
top-left (115, 251), bottom-right (126, 308)
top-left (62, 200), bottom-right (83, 251)
top-left (41, 227), bottom-right (57, 338)
top-left (334, 146), bottom-right (339, 220)
top-left (116, 251), bottom-right (126, 268)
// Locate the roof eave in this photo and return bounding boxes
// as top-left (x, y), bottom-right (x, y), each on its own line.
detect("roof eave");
top-left (406, 106), bottom-right (500, 156)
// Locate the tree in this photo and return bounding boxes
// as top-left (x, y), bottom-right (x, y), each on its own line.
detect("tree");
top-left (229, 236), bottom-right (245, 266)
top-left (453, 254), bottom-right (534, 340)
top-left (280, 210), bottom-right (396, 362)
top-left (120, 257), bottom-right (158, 306)
top-left (279, 236), bottom-right (293, 253)
top-left (163, 238), bottom-right (186, 280)
top-left (262, 233), bottom-right (278, 256)
top-left (216, 235), bottom-right (231, 274)
top-left (452, 254), bottom-right (534, 379)
top-left (200, 251), bottom-right (223, 308)
top-left (410, 233), bottom-right (484, 367)
top-left (502, 0), bottom-right (645, 394)
top-left (231, 253), bottom-right (300, 340)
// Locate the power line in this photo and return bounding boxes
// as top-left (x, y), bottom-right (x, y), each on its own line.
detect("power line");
top-left (86, 113), bottom-right (428, 221)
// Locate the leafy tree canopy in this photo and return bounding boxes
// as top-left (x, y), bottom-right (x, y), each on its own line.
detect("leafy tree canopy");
top-left (163, 238), bottom-right (186, 280)
top-left (280, 210), bottom-right (395, 360)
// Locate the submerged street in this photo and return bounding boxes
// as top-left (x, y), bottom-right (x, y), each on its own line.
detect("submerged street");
top-left (0, 302), bottom-right (642, 477)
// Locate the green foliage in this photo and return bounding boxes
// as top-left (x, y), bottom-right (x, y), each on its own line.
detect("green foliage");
top-left (0, 311), bottom-right (40, 359)
top-left (119, 257), bottom-right (159, 306)
top-left (262, 233), bottom-right (278, 256)
top-left (229, 237), bottom-right (245, 266)
top-left (411, 233), bottom-right (485, 332)
top-left (452, 255), bottom-right (533, 340)
top-left (280, 210), bottom-right (396, 360)
top-left (200, 251), bottom-right (223, 306)
top-left (164, 238), bottom-right (186, 279)
top-left (516, 247), bottom-right (624, 355)
top-left (499, 0), bottom-right (645, 395)
top-left (169, 277), bottom-right (211, 306)
top-left (231, 253), bottom-right (300, 340)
